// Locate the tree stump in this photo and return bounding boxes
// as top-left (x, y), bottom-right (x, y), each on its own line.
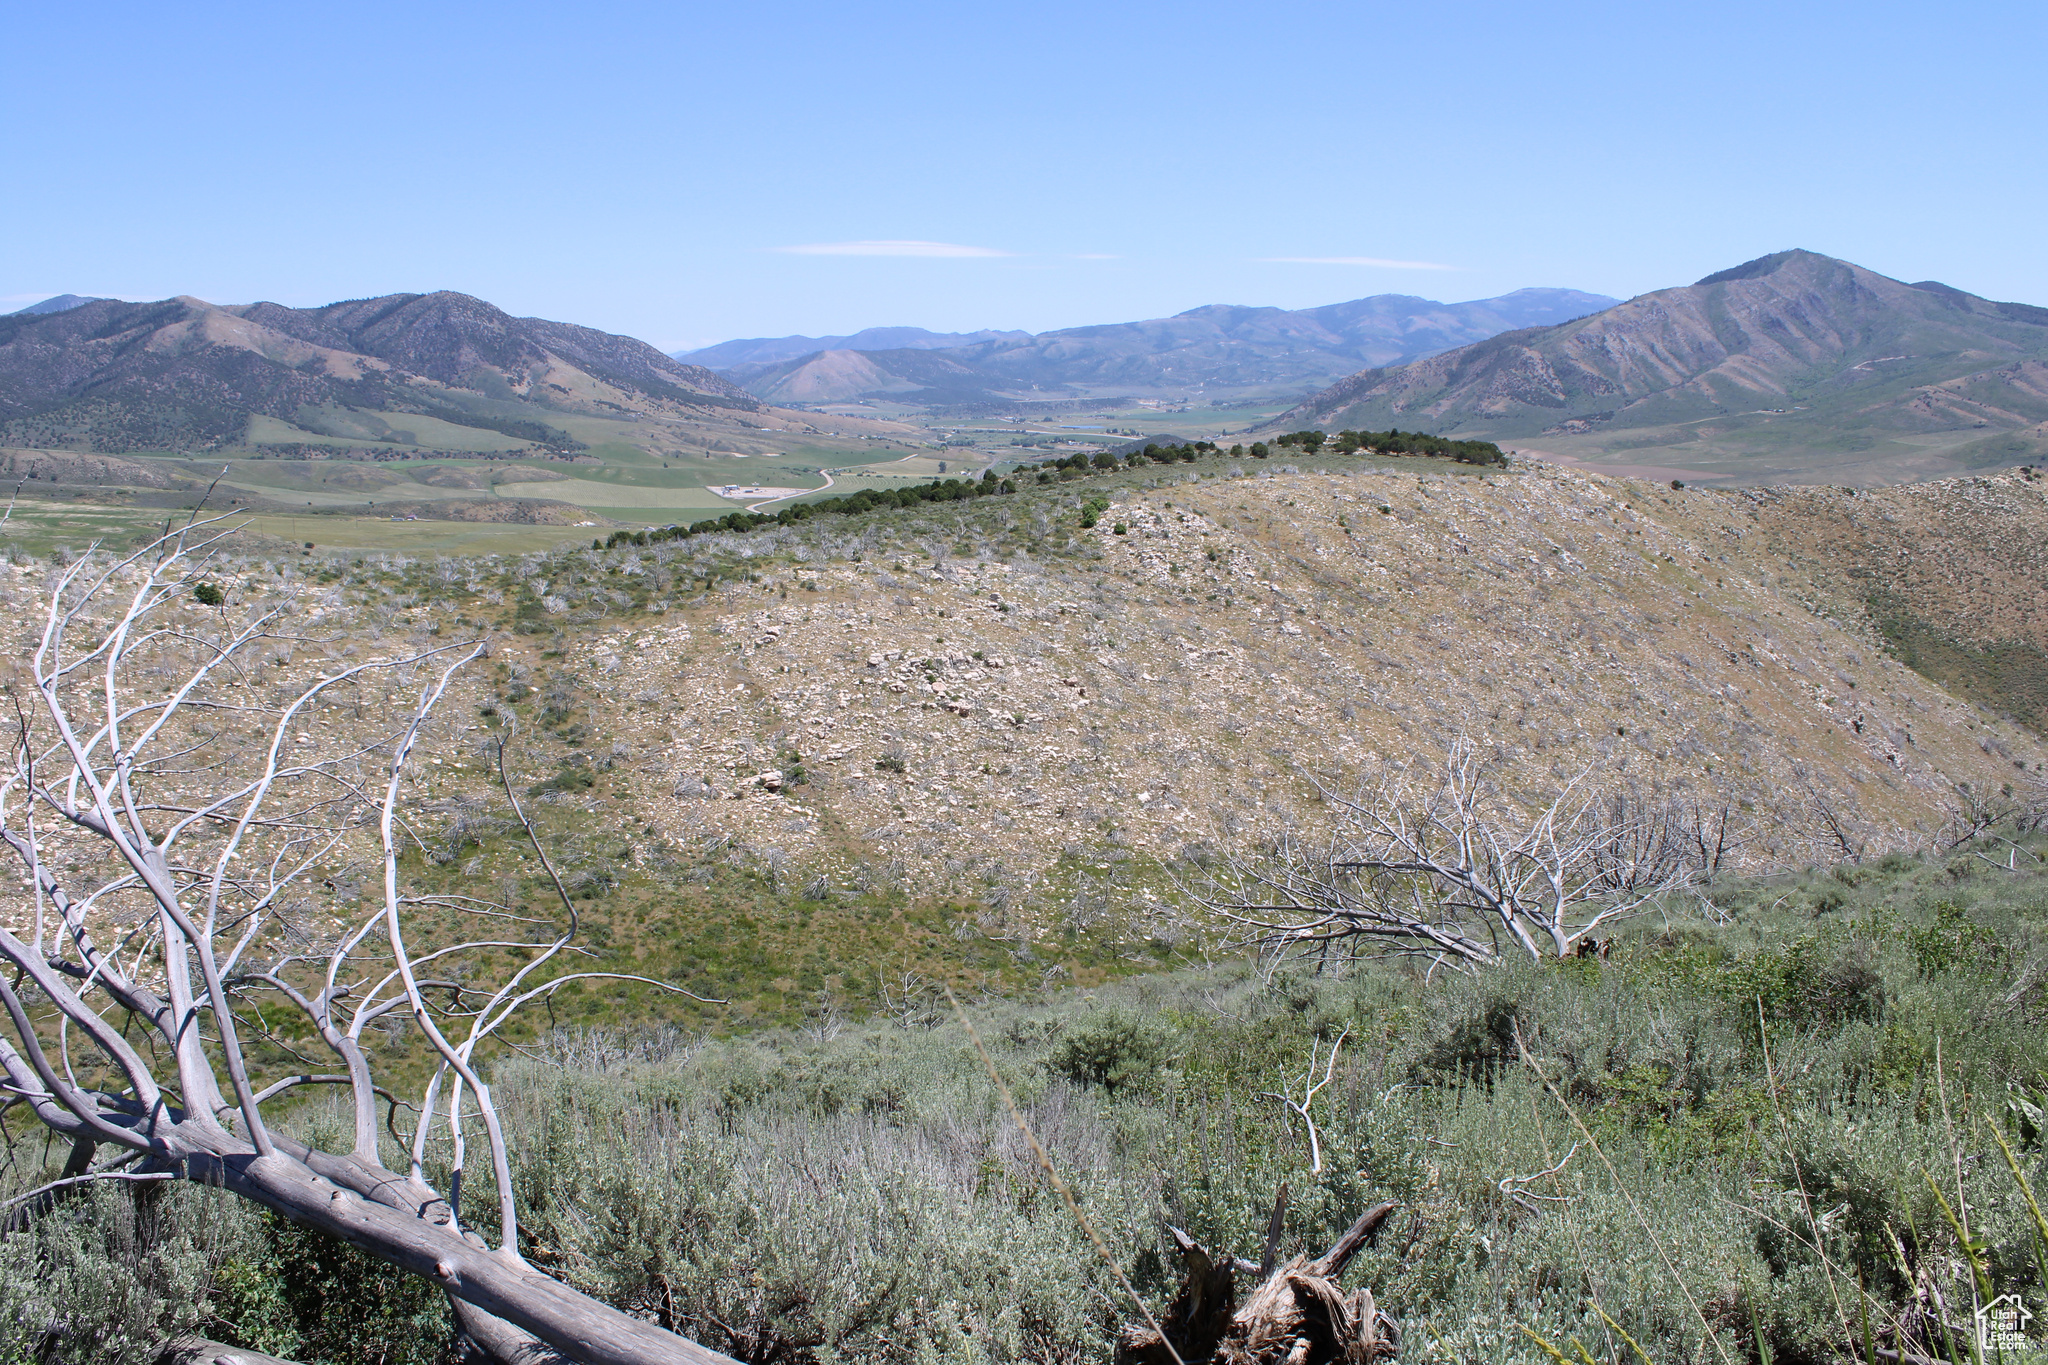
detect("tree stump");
top-left (1119, 1203), bottom-right (1399, 1365)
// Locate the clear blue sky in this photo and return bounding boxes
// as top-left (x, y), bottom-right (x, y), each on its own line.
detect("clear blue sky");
top-left (4, 0), bottom-right (2042, 351)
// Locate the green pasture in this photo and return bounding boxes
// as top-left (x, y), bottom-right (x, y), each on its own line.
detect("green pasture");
top-left (246, 412), bottom-right (534, 454)
top-left (493, 478), bottom-right (743, 510)
top-left (0, 503), bottom-right (172, 556)
top-left (85, 434), bottom-right (936, 524)
top-left (480, 441), bottom-right (929, 516)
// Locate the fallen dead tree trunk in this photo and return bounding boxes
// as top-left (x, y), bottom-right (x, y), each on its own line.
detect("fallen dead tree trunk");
top-left (1119, 1202), bottom-right (1399, 1365)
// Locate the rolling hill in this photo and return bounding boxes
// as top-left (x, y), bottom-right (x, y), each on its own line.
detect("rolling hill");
top-left (730, 346), bottom-right (1006, 407)
top-left (0, 291), bottom-right (766, 455)
top-left (711, 288), bottom-right (1618, 406)
top-left (1277, 250), bottom-right (2048, 484)
top-left (78, 454), bottom-right (2024, 1010)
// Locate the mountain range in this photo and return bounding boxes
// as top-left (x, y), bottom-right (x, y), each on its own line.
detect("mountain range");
top-left (17, 252), bottom-right (2046, 485)
top-left (1278, 250), bottom-right (2048, 483)
top-left (693, 288), bottom-right (1619, 406)
top-left (678, 326), bottom-right (1032, 369)
top-left (0, 292), bottom-right (765, 456)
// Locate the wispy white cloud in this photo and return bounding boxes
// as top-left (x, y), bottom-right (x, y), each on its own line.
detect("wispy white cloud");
top-left (771, 240), bottom-right (1014, 258)
top-left (1259, 256), bottom-right (1457, 270)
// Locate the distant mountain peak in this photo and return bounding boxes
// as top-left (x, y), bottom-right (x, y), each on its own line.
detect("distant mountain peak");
top-left (8, 294), bottom-right (114, 316)
top-left (676, 326), bottom-right (1031, 369)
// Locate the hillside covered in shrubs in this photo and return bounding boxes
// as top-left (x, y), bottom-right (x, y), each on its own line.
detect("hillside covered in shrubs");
top-left (2, 453), bottom-right (2045, 1365)
top-left (6, 832), bottom-right (2045, 1365)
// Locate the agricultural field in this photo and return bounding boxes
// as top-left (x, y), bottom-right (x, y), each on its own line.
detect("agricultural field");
top-left (0, 433), bottom-right (987, 550)
top-left (0, 386), bottom-right (1306, 551)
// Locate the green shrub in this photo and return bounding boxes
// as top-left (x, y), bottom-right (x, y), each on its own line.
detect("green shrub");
top-left (1043, 1010), bottom-right (1173, 1096)
top-left (0, 1184), bottom-right (255, 1365)
top-left (500, 1053), bottom-right (1127, 1365)
top-left (1412, 993), bottom-right (1524, 1084)
top-left (211, 1210), bottom-right (449, 1365)
top-left (11, 836), bottom-right (2047, 1365)
top-left (1717, 935), bottom-right (1886, 1028)
top-left (1908, 898), bottom-right (2001, 976)
top-left (529, 765), bottom-right (596, 796)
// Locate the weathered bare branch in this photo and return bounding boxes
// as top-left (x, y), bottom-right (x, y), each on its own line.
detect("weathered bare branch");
top-left (1255, 1029), bottom-right (1347, 1174)
top-left (1192, 740), bottom-right (1696, 967)
top-left (2, 1165), bottom-right (177, 1211)
top-left (0, 533), bottom-right (734, 1365)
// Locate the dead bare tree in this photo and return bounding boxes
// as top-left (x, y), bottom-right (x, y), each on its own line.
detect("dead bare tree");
top-left (1678, 796), bottom-right (1747, 879)
top-left (1933, 782), bottom-right (2021, 850)
top-left (2022, 770), bottom-right (2048, 833)
top-left (1255, 1029), bottom-right (1347, 1175)
top-left (1805, 784), bottom-right (1867, 862)
top-left (0, 523), bottom-right (733, 1365)
top-left (1594, 787), bottom-right (1749, 886)
top-left (1193, 743), bottom-right (1694, 971)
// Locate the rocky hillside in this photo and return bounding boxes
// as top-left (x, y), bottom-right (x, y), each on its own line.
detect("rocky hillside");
top-left (1278, 251), bottom-right (2048, 484)
top-left (1727, 471), bottom-right (2048, 728)
top-left (591, 464), bottom-right (2041, 920)
top-left (0, 291), bottom-right (761, 454)
top-left (11, 455), bottom-right (2036, 1020)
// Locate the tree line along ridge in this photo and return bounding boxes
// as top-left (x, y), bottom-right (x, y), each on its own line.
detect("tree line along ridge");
top-left (596, 429), bottom-right (1506, 552)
